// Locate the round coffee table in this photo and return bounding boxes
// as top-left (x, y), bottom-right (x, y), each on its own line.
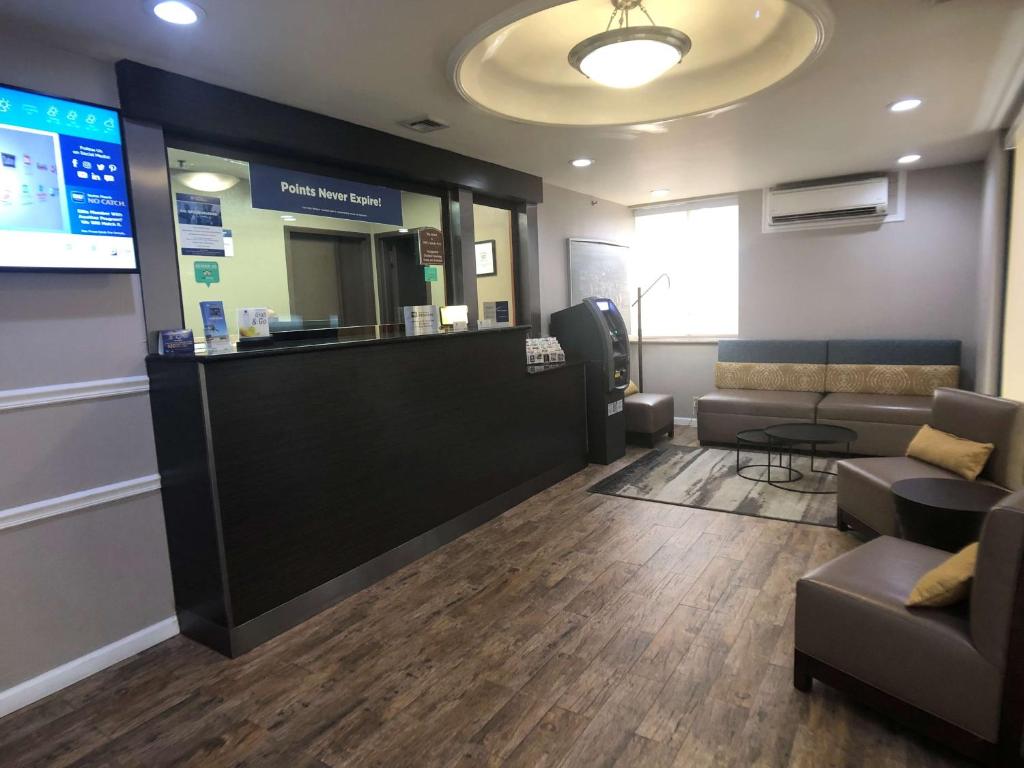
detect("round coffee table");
top-left (891, 478), bottom-right (1009, 552)
top-left (735, 428), bottom-right (801, 483)
top-left (762, 423), bottom-right (858, 494)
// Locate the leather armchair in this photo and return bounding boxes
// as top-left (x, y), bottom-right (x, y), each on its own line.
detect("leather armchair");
top-left (794, 488), bottom-right (1024, 766)
top-left (837, 388), bottom-right (1024, 536)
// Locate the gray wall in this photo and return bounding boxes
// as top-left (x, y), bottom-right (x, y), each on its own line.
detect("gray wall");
top-left (0, 34), bottom-right (175, 694)
top-left (637, 162), bottom-right (987, 415)
top-left (537, 182), bottom-right (634, 333)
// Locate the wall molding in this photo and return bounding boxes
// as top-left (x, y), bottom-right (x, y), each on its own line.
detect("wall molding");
top-left (0, 376), bottom-right (150, 412)
top-left (0, 616), bottom-right (179, 720)
top-left (674, 417), bottom-right (697, 427)
top-left (0, 474), bottom-right (162, 532)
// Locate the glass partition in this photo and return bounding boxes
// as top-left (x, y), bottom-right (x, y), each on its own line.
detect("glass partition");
top-left (167, 148), bottom-right (446, 342)
top-left (472, 202), bottom-right (516, 325)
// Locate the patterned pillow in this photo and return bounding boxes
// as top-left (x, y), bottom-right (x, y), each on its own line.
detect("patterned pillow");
top-left (825, 364), bottom-right (959, 396)
top-left (715, 362), bottom-right (826, 393)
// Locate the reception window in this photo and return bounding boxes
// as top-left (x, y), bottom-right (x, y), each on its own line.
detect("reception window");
top-left (472, 202), bottom-right (516, 325)
top-left (167, 148), bottom-right (446, 341)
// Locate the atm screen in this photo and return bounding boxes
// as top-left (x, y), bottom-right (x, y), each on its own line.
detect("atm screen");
top-left (596, 300), bottom-right (610, 311)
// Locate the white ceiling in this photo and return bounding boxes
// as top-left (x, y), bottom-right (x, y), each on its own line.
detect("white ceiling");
top-left (2, 0), bottom-right (1022, 206)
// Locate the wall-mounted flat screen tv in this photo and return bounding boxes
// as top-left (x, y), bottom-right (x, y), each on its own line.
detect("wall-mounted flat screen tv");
top-left (0, 83), bottom-right (137, 272)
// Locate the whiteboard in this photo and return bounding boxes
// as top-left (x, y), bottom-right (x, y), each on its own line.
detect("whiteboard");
top-left (567, 238), bottom-right (631, 333)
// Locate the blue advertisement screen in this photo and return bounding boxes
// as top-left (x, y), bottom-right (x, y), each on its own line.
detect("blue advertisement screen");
top-left (0, 84), bottom-right (136, 270)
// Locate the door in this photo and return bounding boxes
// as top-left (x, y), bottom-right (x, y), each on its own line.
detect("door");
top-left (375, 231), bottom-right (429, 324)
top-left (286, 230), bottom-right (376, 326)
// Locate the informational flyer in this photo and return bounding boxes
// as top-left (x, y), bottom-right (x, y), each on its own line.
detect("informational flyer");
top-left (176, 193), bottom-right (225, 257)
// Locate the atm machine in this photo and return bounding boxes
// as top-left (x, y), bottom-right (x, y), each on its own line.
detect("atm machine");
top-left (550, 297), bottom-right (630, 464)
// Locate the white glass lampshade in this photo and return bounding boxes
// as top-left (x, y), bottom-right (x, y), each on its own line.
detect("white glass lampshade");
top-left (177, 172), bottom-right (240, 192)
top-left (569, 27), bottom-right (691, 90)
top-left (580, 39), bottom-right (683, 89)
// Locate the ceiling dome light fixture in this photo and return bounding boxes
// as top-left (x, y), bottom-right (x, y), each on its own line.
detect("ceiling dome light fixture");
top-left (571, 158), bottom-right (594, 167)
top-left (151, 0), bottom-right (204, 25)
top-left (568, 0), bottom-right (691, 90)
top-left (897, 154), bottom-right (922, 165)
top-left (177, 172), bottom-right (239, 192)
top-left (889, 98), bottom-right (922, 113)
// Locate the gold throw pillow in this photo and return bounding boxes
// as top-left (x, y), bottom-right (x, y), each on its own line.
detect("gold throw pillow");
top-left (624, 380), bottom-right (639, 397)
top-left (906, 425), bottom-right (994, 481)
top-left (907, 543), bottom-right (979, 608)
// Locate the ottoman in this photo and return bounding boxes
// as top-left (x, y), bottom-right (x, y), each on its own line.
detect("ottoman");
top-left (625, 393), bottom-right (675, 447)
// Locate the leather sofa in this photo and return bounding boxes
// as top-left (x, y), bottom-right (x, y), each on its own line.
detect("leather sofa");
top-left (697, 338), bottom-right (961, 456)
top-left (838, 388), bottom-right (1024, 536)
top-left (794, 487), bottom-right (1024, 766)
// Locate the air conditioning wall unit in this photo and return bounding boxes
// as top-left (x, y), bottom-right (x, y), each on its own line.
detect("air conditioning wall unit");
top-left (763, 175), bottom-right (892, 232)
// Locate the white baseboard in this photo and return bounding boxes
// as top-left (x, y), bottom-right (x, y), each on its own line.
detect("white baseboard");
top-left (674, 417), bottom-right (697, 426)
top-left (0, 616), bottom-right (179, 720)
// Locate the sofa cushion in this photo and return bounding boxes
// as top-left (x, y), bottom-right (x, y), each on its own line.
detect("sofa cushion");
top-left (624, 393), bottom-right (674, 435)
top-left (825, 339), bottom-right (961, 396)
top-left (907, 542), bottom-right (978, 607)
top-left (825, 364), bottom-right (960, 396)
top-left (698, 389), bottom-right (822, 420)
top-left (714, 362), bottom-right (826, 393)
top-left (931, 388), bottom-right (1024, 490)
top-left (817, 393), bottom-right (931, 426)
top-left (906, 425), bottom-right (994, 481)
top-left (796, 536), bottom-right (1002, 740)
top-left (971, 489), bottom-right (1024, 669)
top-left (718, 339), bottom-right (827, 364)
top-left (837, 457), bottom-right (966, 536)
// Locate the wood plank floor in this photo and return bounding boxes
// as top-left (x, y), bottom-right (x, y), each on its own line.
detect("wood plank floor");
top-left (0, 428), bottom-right (971, 767)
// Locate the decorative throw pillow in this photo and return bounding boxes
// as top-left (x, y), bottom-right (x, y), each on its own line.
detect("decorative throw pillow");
top-left (906, 425), bottom-right (994, 481)
top-left (625, 380), bottom-right (639, 397)
top-left (907, 542), bottom-right (979, 608)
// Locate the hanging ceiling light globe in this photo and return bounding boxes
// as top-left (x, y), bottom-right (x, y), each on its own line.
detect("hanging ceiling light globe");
top-left (568, 0), bottom-right (691, 89)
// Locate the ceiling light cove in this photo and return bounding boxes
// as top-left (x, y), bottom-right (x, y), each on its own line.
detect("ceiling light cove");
top-left (571, 158), bottom-right (594, 167)
top-left (898, 154), bottom-right (922, 164)
top-left (568, 1), bottom-right (691, 90)
top-left (889, 98), bottom-right (923, 112)
top-left (450, 0), bottom-right (832, 127)
top-left (150, 0), bottom-right (204, 25)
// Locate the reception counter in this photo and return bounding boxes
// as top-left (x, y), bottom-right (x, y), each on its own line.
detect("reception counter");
top-left (146, 326), bottom-right (587, 656)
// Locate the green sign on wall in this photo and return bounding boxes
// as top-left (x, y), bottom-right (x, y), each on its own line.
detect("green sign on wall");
top-left (424, 265), bottom-right (439, 283)
top-left (194, 260), bottom-right (220, 287)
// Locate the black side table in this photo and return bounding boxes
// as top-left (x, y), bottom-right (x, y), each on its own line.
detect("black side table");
top-left (891, 478), bottom-right (1009, 552)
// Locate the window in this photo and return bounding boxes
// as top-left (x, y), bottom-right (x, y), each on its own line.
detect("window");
top-left (167, 147), bottom-right (446, 342)
top-left (631, 198), bottom-right (738, 339)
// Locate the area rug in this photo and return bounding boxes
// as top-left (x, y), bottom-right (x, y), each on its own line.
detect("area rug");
top-left (589, 445), bottom-right (838, 527)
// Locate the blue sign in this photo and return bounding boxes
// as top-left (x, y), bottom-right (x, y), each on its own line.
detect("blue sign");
top-left (249, 163), bottom-right (403, 226)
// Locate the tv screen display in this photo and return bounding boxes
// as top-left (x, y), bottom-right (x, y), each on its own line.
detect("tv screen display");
top-left (0, 83), bottom-right (136, 272)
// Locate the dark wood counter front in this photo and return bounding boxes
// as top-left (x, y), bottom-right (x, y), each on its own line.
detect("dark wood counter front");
top-left (146, 327), bottom-right (587, 656)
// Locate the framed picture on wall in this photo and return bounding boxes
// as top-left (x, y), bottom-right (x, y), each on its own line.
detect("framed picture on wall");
top-left (475, 240), bottom-right (497, 277)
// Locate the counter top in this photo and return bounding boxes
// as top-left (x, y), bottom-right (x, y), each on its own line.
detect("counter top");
top-left (149, 324), bottom-right (532, 363)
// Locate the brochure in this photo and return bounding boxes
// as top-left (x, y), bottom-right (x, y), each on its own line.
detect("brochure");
top-left (199, 300), bottom-right (231, 352)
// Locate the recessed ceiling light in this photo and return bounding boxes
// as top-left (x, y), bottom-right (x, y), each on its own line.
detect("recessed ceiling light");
top-left (889, 98), bottom-right (922, 113)
top-left (150, 0), bottom-right (204, 25)
top-left (650, 188), bottom-right (671, 197)
top-left (897, 154), bottom-right (921, 165)
top-left (571, 158), bottom-right (594, 168)
top-left (398, 228), bottom-right (409, 233)
top-left (281, 215), bottom-right (297, 222)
